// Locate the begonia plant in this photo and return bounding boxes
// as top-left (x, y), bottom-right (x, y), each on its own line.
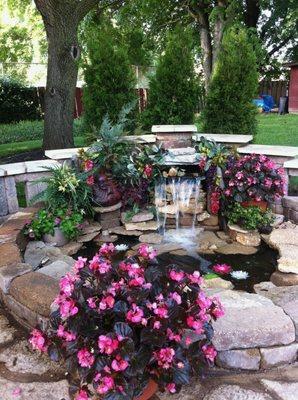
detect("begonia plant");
top-left (30, 243), bottom-right (224, 400)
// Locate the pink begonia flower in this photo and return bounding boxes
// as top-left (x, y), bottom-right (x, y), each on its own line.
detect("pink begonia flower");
top-left (29, 329), bottom-right (48, 352)
top-left (154, 347), bottom-right (175, 369)
top-left (59, 273), bottom-right (78, 297)
top-left (86, 175), bottom-right (94, 186)
top-left (111, 356), bottom-right (129, 371)
top-left (153, 320), bottom-right (161, 329)
top-left (128, 276), bottom-right (145, 287)
top-left (89, 255), bottom-right (111, 274)
top-left (167, 328), bottom-right (181, 343)
top-left (99, 243), bottom-right (115, 256)
top-left (169, 292), bottom-right (182, 305)
top-left (75, 389), bottom-right (89, 400)
top-left (138, 244), bottom-right (157, 260)
top-left (97, 376), bottom-right (115, 395)
top-left (153, 304), bottom-right (168, 319)
top-left (57, 324), bottom-right (77, 342)
top-left (143, 164), bottom-right (153, 178)
top-left (57, 297), bottom-right (79, 319)
top-left (188, 271), bottom-right (203, 285)
top-left (84, 159), bottom-right (94, 171)
top-left (126, 304), bottom-right (144, 323)
top-left (186, 316), bottom-right (204, 334)
top-left (202, 344), bottom-right (217, 362)
top-left (169, 269), bottom-right (185, 282)
top-left (166, 383), bottom-right (176, 393)
top-left (74, 257), bottom-right (87, 272)
top-left (211, 297), bottom-right (225, 319)
top-left (99, 295), bottom-right (115, 311)
top-left (98, 335), bottom-right (119, 355)
top-left (77, 348), bottom-right (95, 368)
top-left (212, 263), bottom-right (232, 275)
top-left (196, 292), bottom-right (212, 310)
top-left (87, 297), bottom-right (97, 309)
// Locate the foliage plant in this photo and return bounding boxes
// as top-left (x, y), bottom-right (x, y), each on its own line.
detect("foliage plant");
top-left (0, 77), bottom-right (41, 124)
top-left (141, 26), bottom-right (198, 127)
top-left (83, 19), bottom-right (137, 131)
top-left (24, 208), bottom-right (84, 240)
top-left (226, 202), bottom-right (274, 231)
top-left (223, 153), bottom-right (285, 203)
top-left (201, 26), bottom-right (258, 135)
top-left (31, 163), bottom-right (94, 215)
top-left (30, 243), bottom-right (224, 400)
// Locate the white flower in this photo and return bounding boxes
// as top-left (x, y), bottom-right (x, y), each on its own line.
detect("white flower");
top-left (115, 244), bottom-right (129, 251)
top-left (230, 270), bottom-right (249, 280)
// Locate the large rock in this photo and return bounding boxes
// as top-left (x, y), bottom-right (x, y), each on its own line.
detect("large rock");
top-left (215, 243), bottom-right (258, 255)
top-left (0, 340), bottom-right (64, 375)
top-left (197, 231), bottom-right (227, 251)
top-left (125, 221), bottom-right (159, 231)
top-left (139, 233), bottom-right (163, 244)
top-left (203, 385), bottom-right (272, 400)
top-left (203, 277), bottom-right (234, 290)
top-left (0, 313), bottom-right (16, 345)
top-left (270, 271), bottom-right (298, 287)
top-left (212, 290), bottom-right (295, 351)
top-left (60, 241), bottom-right (83, 256)
top-left (0, 263), bottom-right (33, 294)
top-left (262, 380), bottom-right (298, 400)
top-left (110, 226), bottom-right (142, 236)
top-left (277, 245), bottom-right (298, 274)
top-left (0, 377), bottom-right (70, 400)
top-left (216, 348), bottom-right (261, 370)
top-left (77, 231), bottom-right (99, 243)
top-left (93, 202), bottom-right (122, 213)
top-left (80, 221), bottom-right (101, 234)
top-left (257, 285), bottom-right (298, 339)
top-left (0, 242), bottom-right (22, 268)
top-left (9, 272), bottom-right (59, 316)
top-left (131, 211), bottom-right (154, 223)
top-left (260, 343), bottom-right (298, 369)
top-left (228, 224), bottom-right (261, 247)
top-left (267, 227), bottom-right (298, 249)
top-left (24, 241), bottom-right (62, 268)
top-left (38, 260), bottom-right (72, 280)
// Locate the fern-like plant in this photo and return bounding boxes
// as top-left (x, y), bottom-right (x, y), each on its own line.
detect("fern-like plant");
top-left (31, 163), bottom-right (93, 215)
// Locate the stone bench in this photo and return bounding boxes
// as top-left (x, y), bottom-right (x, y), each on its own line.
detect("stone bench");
top-left (0, 160), bottom-right (59, 217)
top-left (238, 144), bottom-right (298, 166)
top-left (284, 158), bottom-right (298, 177)
top-left (193, 133), bottom-right (253, 147)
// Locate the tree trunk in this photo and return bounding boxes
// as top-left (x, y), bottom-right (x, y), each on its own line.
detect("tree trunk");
top-left (42, 21), bottom-right (79, 150)
top-left (212, 1), bottom-right (226, 69)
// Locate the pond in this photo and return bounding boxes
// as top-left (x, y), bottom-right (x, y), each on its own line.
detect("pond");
top-left (75, 237), bottom-right (278, 293)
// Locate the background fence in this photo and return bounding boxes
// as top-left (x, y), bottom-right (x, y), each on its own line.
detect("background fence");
top-left (258, 80), bottom-right (288, 105)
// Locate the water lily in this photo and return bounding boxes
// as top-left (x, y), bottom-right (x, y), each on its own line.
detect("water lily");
top-left (115, 244), bottom-right (129, 251)
top-left (230, 270), bottom-right (249, 280)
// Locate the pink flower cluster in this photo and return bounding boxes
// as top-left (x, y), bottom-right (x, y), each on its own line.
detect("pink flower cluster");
top-left (224, 154), bottom-right (286, 202)
top-left (29, 243), bottom-right (224, 399)
top-left (213, 263), bottom-right (232, 275)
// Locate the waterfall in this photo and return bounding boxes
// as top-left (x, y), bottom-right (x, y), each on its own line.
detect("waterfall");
top-left (155, 176), bottom-right (211, 270)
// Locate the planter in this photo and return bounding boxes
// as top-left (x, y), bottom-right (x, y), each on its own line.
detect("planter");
top-left (43, 227), bottom-right (69, 247)
top-left (134, 379), bottom-right (158, 400)
top-left (241, 200), bottom-right (268, 212)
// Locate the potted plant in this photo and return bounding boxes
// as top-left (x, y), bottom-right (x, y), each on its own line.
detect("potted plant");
top-left (226, 202), bottom-right (274, 232)
top-left (29, 243), bottom-right (224, 400)
top-left (223, 154), bottom-right (285, 209)
top-left (24, 208), bottom-right (84, 246)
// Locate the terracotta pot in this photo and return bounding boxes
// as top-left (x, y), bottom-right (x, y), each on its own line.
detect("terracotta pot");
top-left (43, 227), bottom-right (69, 247)
top-left (134, 379), bottom-right (158, 400)
top-left (241, 200), bottom-right (268, 212)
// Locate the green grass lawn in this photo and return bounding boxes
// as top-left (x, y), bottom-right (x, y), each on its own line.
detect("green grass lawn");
top-left (254, 114), bottom-right (298, 146)
top-left (0, 136), bottom-right (86, 159)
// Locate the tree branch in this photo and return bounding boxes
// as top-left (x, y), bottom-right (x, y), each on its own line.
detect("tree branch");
top-left (268, 35), bottom-right (293, 57)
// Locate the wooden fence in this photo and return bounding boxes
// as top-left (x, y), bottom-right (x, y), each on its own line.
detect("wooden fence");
top-left (258, 80), bottom-right (288, 105)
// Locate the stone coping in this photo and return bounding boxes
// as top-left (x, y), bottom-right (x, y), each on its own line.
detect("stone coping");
top-left (193, 133), bottom-right (253, 144)
top-left (0, 160), bottom-right (59, 176)
top-left (238, 144), bottom-right (298, 157)
top-left (152, 124), bottom-right (197, 133)
top-left (284, 158), bottom-right (298, 176)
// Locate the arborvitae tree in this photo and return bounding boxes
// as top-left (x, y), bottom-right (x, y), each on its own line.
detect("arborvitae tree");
top-left (83, 21), bottom-right (137, 130)
top-left (142, 27), bottom-right (198, 127)
top-left (201, 26), bottom-right (259, 135)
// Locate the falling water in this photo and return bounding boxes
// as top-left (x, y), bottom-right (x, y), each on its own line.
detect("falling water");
top-left (155, 177), bottom-right (210, 269)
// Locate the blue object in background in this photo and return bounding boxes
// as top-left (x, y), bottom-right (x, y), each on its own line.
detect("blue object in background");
top-left (252, 95), bottom-right (276, 112)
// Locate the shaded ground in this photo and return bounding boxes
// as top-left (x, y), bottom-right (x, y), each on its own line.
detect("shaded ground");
top-left (0, 306), bottom-right (297, 400)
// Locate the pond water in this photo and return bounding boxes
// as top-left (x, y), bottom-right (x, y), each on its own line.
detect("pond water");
top-left (75, 238), bottom-right (277, 293)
